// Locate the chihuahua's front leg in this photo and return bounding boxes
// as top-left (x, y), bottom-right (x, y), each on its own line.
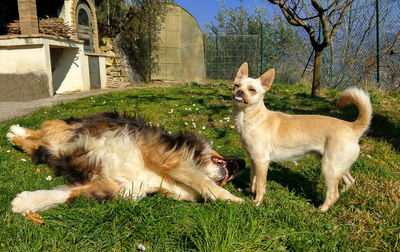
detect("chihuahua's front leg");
top-left (249, 159), bottom-right (257, 193)
top-left (253, 159), bottom-right (270, 206)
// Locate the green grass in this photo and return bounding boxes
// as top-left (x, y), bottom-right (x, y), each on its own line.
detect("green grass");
top-left (0, 82), bottom-right (399, 251)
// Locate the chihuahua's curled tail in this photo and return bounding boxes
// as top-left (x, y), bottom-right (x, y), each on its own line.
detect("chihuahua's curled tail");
top-left (336, 87), bottom-right (373, 138)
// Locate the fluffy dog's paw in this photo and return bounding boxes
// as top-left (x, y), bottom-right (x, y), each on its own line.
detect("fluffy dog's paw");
top-left (11, 191), bottom-right (35, 216)
top-left (6, 132), bottom-right (15, 144)
top-left (9, 124), bottom-right (27, 138)
top-left (226, 195), bottom-right (244, 203)
top-left (12, 189), bottom-right (71, 215)
top-left (235, 197), bottom-right (245, 203)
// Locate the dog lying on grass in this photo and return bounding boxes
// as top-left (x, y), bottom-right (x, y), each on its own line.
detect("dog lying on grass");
top-left (232, 62), bottom-right (372, 211)
top-left (7, 111), bottom-right (244, 215)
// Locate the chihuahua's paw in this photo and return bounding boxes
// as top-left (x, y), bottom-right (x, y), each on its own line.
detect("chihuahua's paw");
top-left (253, 199), bottom-right (263, 207)
top-left (9, 124), bottom-right (27, 138)
top-left (245, 187), bottom-right (256, 194)
top-left (319, 204), bottom-right (330, 212)
top-left (6, 132), bottom-right (15, 144)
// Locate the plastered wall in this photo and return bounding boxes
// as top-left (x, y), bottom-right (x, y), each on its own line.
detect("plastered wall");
top-left (152, 4), bottom-right (205, 82)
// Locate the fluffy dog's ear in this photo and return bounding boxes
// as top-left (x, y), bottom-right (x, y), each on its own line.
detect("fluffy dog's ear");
top-left (235, 62), bottom-right (248, 80)
top-left (259, 69), bottom-right (275, 91)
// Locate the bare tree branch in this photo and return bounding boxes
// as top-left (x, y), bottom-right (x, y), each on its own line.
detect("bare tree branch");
top-left (267, 0), bottom-right (316, 46)
top-left (330, 0), bottom-right (353, 39)
top-left (266, 0), bottom-right (355, 95)
top-left (384, 31), bottom-right (400, 54)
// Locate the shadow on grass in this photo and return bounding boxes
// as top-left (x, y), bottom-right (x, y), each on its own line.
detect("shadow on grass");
top-left (368, 113), bottom-right (400, 152)
top-left (263, 92), bottom-right (334, 116)
top-left (125, 94), bottom-right (184, 103)
top-left (230, 164), bottom-right (324, 208)
top-left (268, 164), bottom-right (324, 207)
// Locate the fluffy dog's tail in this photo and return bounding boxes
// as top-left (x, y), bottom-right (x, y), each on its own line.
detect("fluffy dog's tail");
top-left (336, 87), bottom-right (373, 138)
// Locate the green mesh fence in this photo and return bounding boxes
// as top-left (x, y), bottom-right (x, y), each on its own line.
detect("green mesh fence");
top-left (204, 35), bottom-right (260, 80)
top-left (378, 0), bottom-right (400, 89)
top-left (320, 0), bottom-right (400, 90)
top-left (205, 1), bottom-right (400, 90)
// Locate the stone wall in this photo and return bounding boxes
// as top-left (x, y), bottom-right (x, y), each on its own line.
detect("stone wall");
top-left (100, 37), bottom-right (129, 86)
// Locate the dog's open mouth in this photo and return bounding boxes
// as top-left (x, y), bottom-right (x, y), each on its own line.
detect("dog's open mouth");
top-left (211, 155), bottom-right (245, 183)
top-left (212, 156), bottom-right (229, 182)
top-left (233, 96), bottom-right (247, 104)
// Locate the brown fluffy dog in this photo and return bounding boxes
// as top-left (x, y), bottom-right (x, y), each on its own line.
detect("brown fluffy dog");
top-left (232, 62), bottom-right (372, 211)
top-left (7, 111), bottom-right (244, 215)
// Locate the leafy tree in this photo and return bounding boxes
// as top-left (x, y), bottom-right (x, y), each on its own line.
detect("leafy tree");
top-left (206, 1), bottom-right (262, 36)
top-left (95, 0), bottom-right (173, 82)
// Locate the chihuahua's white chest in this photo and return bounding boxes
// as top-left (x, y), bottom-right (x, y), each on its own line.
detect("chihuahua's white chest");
top-left (233, 110), bottom-right (272, 159)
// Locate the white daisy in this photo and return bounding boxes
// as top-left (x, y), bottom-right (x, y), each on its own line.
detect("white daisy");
top-left (137, 244), bottom-right (146, 251)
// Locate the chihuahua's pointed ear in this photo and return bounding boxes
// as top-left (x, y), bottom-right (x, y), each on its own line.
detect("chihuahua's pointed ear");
top-left (259, 69), bottom-right (275, 91)
top-left (235, 62), bottom-right (248, 81)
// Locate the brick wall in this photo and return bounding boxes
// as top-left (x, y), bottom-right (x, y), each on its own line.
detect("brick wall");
top-left (17, 0), bottom-right (39, 34)
top-left (70, 0), bottom-right (99, 53)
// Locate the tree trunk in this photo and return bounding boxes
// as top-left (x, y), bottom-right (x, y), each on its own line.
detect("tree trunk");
top-left (312, 49), bottom-right (323, 96)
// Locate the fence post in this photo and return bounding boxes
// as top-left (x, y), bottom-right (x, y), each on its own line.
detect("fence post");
top-left (256, 17), bottom-right (263, 76)
top-left (212, 31), bottom-right (219, 79)
top-left (203, 33), bottom-right (207, 80)
top-left (376, 0), bottom-right (380, 84)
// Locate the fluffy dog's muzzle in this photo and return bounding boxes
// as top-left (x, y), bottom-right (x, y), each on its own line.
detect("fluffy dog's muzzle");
top-left (211, 155), bottom-right (245, 186)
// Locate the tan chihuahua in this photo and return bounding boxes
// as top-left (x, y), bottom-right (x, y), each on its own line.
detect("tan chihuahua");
top-left (232, 62), bottom-right (372, 211)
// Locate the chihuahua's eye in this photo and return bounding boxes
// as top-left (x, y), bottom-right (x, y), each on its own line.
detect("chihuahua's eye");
top-left (248, 88), bottom-right (256, 92)
top-left (234, 84), bottom-right (240, 88)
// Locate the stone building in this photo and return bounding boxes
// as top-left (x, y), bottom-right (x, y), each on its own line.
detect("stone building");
top-left (0, 0), bottom-right (107, 102)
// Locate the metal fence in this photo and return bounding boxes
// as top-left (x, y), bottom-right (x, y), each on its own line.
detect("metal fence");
top-left (204, 34), bottom-right (306, 84)
top-left (204, 0), bottom-right (400, 90)
top-left (320, 0), bottom-right (400, 90)
top-left (204, 35), bottom-right (260, 80)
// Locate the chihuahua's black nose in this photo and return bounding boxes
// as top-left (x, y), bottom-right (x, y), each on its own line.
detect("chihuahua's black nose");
top-left (236, 90), bottom-right (244, 97)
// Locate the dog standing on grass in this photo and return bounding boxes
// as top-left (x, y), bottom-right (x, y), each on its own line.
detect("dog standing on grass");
top-left (231, 62), bottom-right (372, 211)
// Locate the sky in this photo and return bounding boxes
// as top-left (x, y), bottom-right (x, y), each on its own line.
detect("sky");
top-left (174, 0), bottom-right (266, 31)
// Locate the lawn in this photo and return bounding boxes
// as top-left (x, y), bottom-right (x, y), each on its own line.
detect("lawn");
top-left (0, 82), bottom-right (399, 251)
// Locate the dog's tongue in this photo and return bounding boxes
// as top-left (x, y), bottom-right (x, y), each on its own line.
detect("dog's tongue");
top-left (221, 167), bottom-right (229, 182)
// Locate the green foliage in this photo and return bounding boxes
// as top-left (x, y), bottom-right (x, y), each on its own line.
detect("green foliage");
top-left (0, 83), bottom-right (399, 250)
top-left (95, 0), bottom-right (130, 37)
top-left (96, 0), bottom-right (173, 82)
top-left (206, 0), bottom-right (261, 35)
